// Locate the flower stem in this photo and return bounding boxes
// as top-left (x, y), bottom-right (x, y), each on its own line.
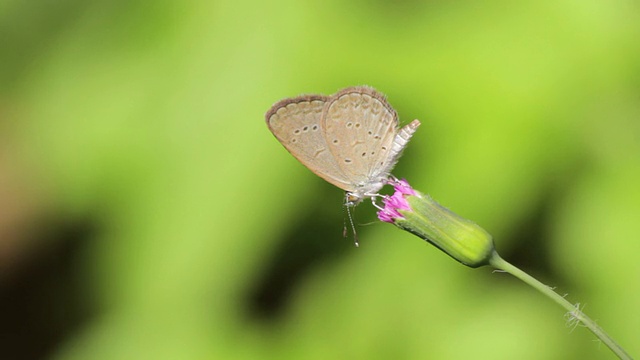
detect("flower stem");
top-left (489, 252), bottom-right (633, 360)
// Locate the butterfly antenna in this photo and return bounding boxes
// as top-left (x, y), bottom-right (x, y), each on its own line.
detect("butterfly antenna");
top-left (346, 203), bottom-right (359, 247)
top-left (342, 207), bottom-right (348, 238)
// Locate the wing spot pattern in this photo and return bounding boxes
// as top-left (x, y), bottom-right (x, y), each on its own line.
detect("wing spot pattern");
top-left (371, 103), bottom-right (381, 115)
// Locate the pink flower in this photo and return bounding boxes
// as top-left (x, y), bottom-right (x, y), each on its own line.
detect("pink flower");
top-left (377, 179), bottom-right (417, 223)
top-left (377, 178), bottom-right (495, 267)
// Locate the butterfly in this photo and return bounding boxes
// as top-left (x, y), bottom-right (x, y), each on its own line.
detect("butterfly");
top-left (265, 85), bottom-right (420, 206)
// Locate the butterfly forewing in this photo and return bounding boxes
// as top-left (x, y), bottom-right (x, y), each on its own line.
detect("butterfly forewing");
top-left (265, 95), bottom-right (353, 190)
top-left (323, 86), bottom-right (399, 193)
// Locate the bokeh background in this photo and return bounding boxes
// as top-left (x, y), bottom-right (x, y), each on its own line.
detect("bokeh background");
top-left (1, 0), bottom-right (639, 359)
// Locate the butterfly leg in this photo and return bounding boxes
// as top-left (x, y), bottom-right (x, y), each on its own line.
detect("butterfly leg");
top-left (367, 193), bottom-right (386, 211)
top-left (386, 174), bottom-right (400, 185)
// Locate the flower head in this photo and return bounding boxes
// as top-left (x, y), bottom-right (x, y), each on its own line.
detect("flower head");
top-left (379, 178), bottom-right (496, 268)
top-left (377, 179), bottom-right (417, 223)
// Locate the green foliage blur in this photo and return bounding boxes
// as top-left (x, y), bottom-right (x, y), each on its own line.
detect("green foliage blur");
top-left (1, 0), bottom-right (638, 359)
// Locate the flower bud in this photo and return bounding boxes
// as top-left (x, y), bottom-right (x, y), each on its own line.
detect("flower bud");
top-left (378, 179), bottom-right (495, 267)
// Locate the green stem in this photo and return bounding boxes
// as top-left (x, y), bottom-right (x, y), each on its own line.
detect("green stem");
top-left (489, 252), bottom-right (633, 360)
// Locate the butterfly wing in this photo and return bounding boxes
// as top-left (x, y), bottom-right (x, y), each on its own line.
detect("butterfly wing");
top-left (322, 86), bottom-right (400, 195)
top-left (265, 94), bottom-right (354, 191)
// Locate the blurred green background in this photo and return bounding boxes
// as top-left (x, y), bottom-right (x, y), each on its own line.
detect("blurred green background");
top-left (1, 0), bottom-right (639, 359)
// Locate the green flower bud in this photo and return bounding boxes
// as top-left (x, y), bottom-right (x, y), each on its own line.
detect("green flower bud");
top-left (379, 179), bottom-right (496, 267)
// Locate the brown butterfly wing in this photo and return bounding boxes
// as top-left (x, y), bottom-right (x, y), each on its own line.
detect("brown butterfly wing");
top-left (265, 94), bottom-right (354, 191)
